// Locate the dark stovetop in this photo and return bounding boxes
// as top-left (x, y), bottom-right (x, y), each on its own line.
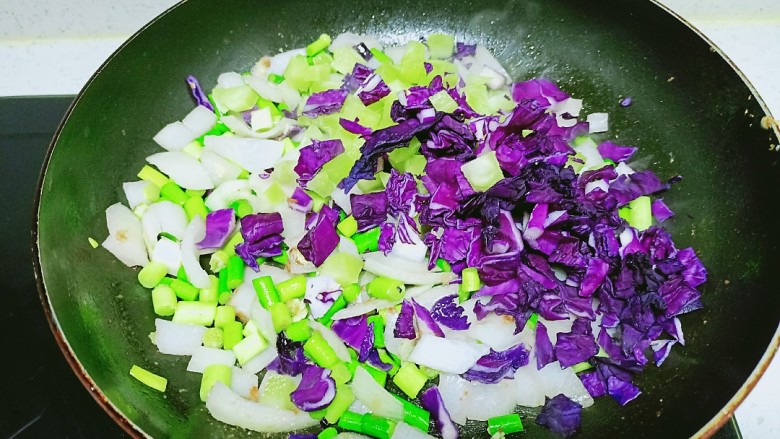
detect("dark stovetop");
top-left (0, 96), bottom-right (742, 439)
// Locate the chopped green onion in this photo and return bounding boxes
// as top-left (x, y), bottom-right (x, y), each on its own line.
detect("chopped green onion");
top-left (200, 364), bottom-right (232, 401)
top-left (319, 295), bottom-right (348, 326)
top-left (252, 276), bottom-right (280, 309)
top-left (353, 227), bottom-right (381, 253)
top-left (185, 189), bottom-right (206, 198)
top-left (341, 283), bottom-right (362, 303)
top-left (214, 305), bottom-right (236, 329)
top-left (418, 364), bottom-right (439, 380)
top-left (159, 182), bottom-right (188, 205)
top-left (271, 247), bottom-right (288, 265)
top-left (361, 364), bottom-right (388, 387)
top-left (435, 258), bottom-right (452, 272)
top-left (137, 165), bottom-right (169, 188)
top-left (151, 284), bottom-right (177, 316)
top-left (226, 255), bottom-right (245, 289)
top-left (176, 265), bottom-right (189, 281)
top-left (572, 361), bottom-right (594, 373)
top-left (228, 199), bottom-right (253, 218)
top-left (143, 182), bottom-right (161, 203)
top-left (318, 427), bottom-right (339, 439)
top-left (184, 195), bottom-right (209, 220)
top-left (337, 215), bottom-right (358, 237)
top-left (426, 33), bottom-right (455, 59)
top-left (325, 383), bottom-right (356, 424)
top-left (232, 332), bottom-right (268, 365)
top-left (367, 315), bottom-right (385, 348)
top-left (210, 250), bottom-right (230, 273)
top-left (429, 89), bottom-right (459, 113)
top-left (487, 413), bottom-right (524, 435)
top-left (459, 267), bottom-right (481, 302)
top-left (367, 277), bottom-right (406, 301)
top-left (170, 278), bottom-right (199, 301)
top-left (222, 320), bottom-right (244, 350)
top-left (303, 330), bottom-right (340, 368)
top-left (223, 232), bottom-right (244, 257)
top-left (369, 48), bottom-right (393, 65)
top-left (461, 150), bottom-right (504, 192)
top-left (618, 206), bottom-right (632, 222)
top-left (199, 275), bottom-right (219, 303)
top-left (270, 302), bottom-right (293, 332)
top-left (276, 275), bottom-right (307, 302)
top-left (318, 252), bottom-right (364, 286)
top-left (129, 365), bottom-right (167, 392)
top-left (338, 411), bottom-right (364, 434)
top-left (286, 320), bottom-right (313, 342)
top-left (360, 413), bottom-right (397, 439)
top-left (268, 73), bottom-right (285, 84)
top-left (392, 362), bottom-right (428, 399)
top-left (88, 237), bottom-right (99, 248)
top-left (306, 33), bottom-right (332, 57)
top-left (172, 301), bottom-right (216, 326)
top-left (138, 261), bottom-right (169, 288)
top-left (329, 362), bottom-right (352, 385)
top-left (392, 395), bottom-right (431, 432)
top-left (202, 327), bottom-right (223, 348)
top-left (378, 349), bottom-right (400, 376)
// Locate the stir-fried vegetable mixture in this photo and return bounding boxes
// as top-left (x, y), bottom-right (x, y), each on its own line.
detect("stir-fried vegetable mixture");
top-left (103, 32), bottom-right (707, 438)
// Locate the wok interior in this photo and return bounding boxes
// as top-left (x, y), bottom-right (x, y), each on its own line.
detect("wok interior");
top-left (36, 0), bottom-right (780, 437)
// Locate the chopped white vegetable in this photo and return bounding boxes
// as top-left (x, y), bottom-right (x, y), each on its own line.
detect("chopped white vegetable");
top-left (203, 135), bottom-right (284, 174)
top-left (408, 335), bottom-right (490, 374)
top-left (153, 121), bottom-right (197, 151)
top-left (587, 112), bottom-right (609, 133)
top-left (187, 346), bottom-right (237, 373)
top-left (150, 236), bottom-right (181, 276)
top-left (122, 181), bottom-right (151, 210)
top-left (231, 366), bottom-right (259, 400)
top-left (350, 366), bottom-right (405, 421)
top-left (153, 318), bottom-right (206, 355)
top-left (180, 215), bottom-right (211, 288)
top-left (181, 105), bottom-right (217, 137)
top-left (101, 203), bottom-right (148, 267)
top-left (146, 151), bottom-right (214, 190)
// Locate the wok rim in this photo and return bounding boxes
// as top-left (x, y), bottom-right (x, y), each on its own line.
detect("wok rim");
top-left (30, 1), bottom-right (779, 438)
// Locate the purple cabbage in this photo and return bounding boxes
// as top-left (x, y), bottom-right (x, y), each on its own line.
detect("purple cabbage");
top-left (536, 394), bottom-right (583, 438)
top-left (358, 322), bottom-right (375, 362)
top-left (651, 198), bottom-right (674, 223)
top-left (510, 79), bottom-right (569, 108)
top-left (269, 333), bottom-right (310, 377)
top-left (185, 75), bottom-right (214, 111)
top-left (350, 191), bottom-right (388, 232)
top-left (394, 300), bottom-right (417, 339)
top-left (579, 371), bottom-right (607, 398)
top-left (234, 212), bottom-right (285, 270)
top-left (288, 187), bottom-right (314, 213)
top-left (297, 205), bottom-right (340, 266)
top-left (294, 139), bottom-right (345, 187)
top-left (597, 141), bottom-right (637, 163)
top-left (357, 73), bottom-right (391, 105)
top-left (453, 42), bottom-right (476, 60)
top-left (461, 343), bottom-right (529, 384)
top-left (430, 294), bottom-right (470, 330)
top-left (302, 89), bottom-right (349, 118)
top-left (290, 365), bottom-right (336, 411)
top-left (419, 386), bottom-right (459, 439)
top-left (342, 63), bottom-right (373, 92)
top-left (412, 299), bottom-right (445, 337)
top-left (555, 318), bottom-right (600, 368)
top-left (331, 316), bottom-right (369, 350)
top-left (535, 321), bottom-right (556, 370)
top-left (339, 117), bottom-right (373, 138)
top-left (366, 348), bottom-right (394, 372)
top-left (196, 208), bottom-right (236, 249)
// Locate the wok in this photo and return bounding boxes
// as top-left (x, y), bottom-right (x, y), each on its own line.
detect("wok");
top-left (33, 0), bottom-right (780, 437)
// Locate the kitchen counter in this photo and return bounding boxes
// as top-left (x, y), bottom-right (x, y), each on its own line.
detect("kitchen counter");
top-left (1, 1), bottom-right (778, 438)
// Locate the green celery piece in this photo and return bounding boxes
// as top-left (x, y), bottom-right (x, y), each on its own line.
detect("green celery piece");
top-left (318, 252), bottom-right (364, 286)
top-left (387, 138), bottom-right (422, 167)
top-left (429, 90), bottom-right (459, 113)
top-left (461, 151), bottom-right (504, 192)
top-left (332, 46), bottom-right (364, 74)
top-left (283, 55), bottom-right (313, 92)
top-left (427, 33), bottom-right (456, 59)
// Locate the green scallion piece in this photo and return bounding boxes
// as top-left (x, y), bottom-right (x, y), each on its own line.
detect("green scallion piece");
top-left (223, 232), bottom-right (244, 257)
top-left (318, 427), bottom-right (339, 439)
top-left (137, 165), bottom-right (169, 188)
top-left (210, 250), bottom-right (230, 273)
top-left (170, 278), bottom-right (199, 301)
top-left (199, 275), bottom-right (219, 304)
top-left (151, 284), bottom-right (177, 316)
top-left (435, 258), bottom-right (452, 272)
top-left (526, 312), bottom-right (539, 330)
top-left (487, 413), bottom-right (524, 435)
top-left (572, 361), bottom-right (594, 373)
top-left (329, 362), bottom-right (352, 385)
top-left (367, 315), bottom-right (385, 348)
top-left (337, 215), bottom-right (358, 237)
top-left (392, 394), bottom-right (431, 432)
top-left (172, 301), bottom-right (216, 326)
top-left (337, 411), bottom-right (364, 434)
top-left (159, 182), bottom-right (188, 205)
top-left (226, 255), bottom-right (245, 289)
top-left (185, 189), bottom-right (206, 198)
top-left (285, 320), bottom-right (313, 342)
top-left (628, 195), bottom-right (653, 231)
top-left (232, 332), bottom-right (269, 366)
top-left (392, 362), bottom-right (428, 399)
top-left (184, 196), bottom-right (209, 220)
top-left (459, 267), bottom-right (481, 302)
top-left (270, 302), bottom-right (293, 333)
top-left (369, 48), bottom-right (393, 65)
top-left (306, 33), bottom-right (332, 57)
top-left (143, 182), bottom-right (161, 203)
top-left (202, 327), bottom-right (223, 349)
top-left (361, 413), bottom-right (397, 439)
top-left (222, 320), bottom-right (244, 350)
top-left (319, 295), bottom-right (348, 326)
top-left (352, 227), bottom-right (380, 253)
top-left (324, 383), bottom-right (356, 424)
top-left (214, 305), bottom-right (236, 329)
top-left (217, 268), bottom-right (230, 295)
top-left (304, 331), bottom-right (340, 368)
top-left (341, 283), bottom-right (362, 303)
top-left (129, 365), bottom-right (167, 392)
top-left (176, 265), bottom-right (189, 282)
top-left (138, 261), bottom-right (169, 288)
top-left (378, 349), bottom-right (400, 376)
top-left (88, 237), bottom-right (99, 248)
top-left (229, 199), bottom-right (253, 218)
top-left (418, 364), bottom-right (439, 379)
top-left (366, 277), bottom-right (406, 301)
top-left (268, 73), bottom-right (285, 84)
top-left (199, 364), bottom-right (232, 401)
top-left (276, 275), bottom-right (307, 302)
top-left (252, 276), bottom-right (280, 309)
